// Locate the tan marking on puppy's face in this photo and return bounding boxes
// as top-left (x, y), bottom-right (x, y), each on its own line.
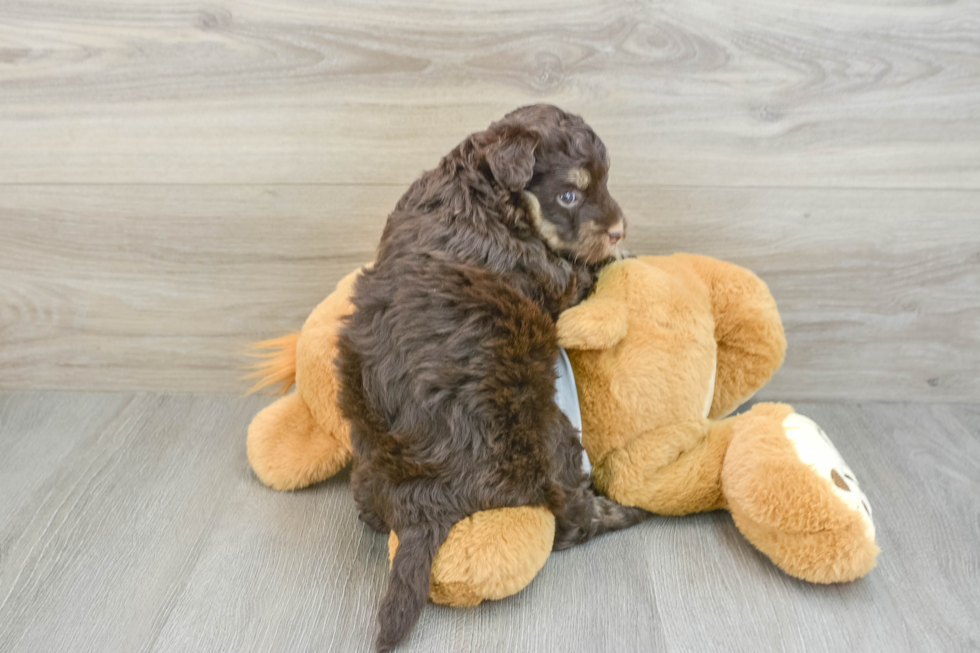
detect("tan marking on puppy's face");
top-left (517, 115), bottom-right (625, 264)
top-left (523, 190), bottom-right (565, 251)
top-left (522, 190), bottom-right (544, 230)
top-left (566, 168), bottom-right (590, 190)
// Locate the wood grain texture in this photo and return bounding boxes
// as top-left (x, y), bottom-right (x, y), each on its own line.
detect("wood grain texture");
top-left (1, 0), bottom-right (979, 186)
top-left (2, 0), bottom-right (979, 398)
top-left (1, 185), bottom-right (977, 401)
top-left (0, 392), bottom-right (978, 652)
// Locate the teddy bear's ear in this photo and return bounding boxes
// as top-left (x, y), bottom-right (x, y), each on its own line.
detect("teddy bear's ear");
top-left (557, 297), bottom-right (629, 351)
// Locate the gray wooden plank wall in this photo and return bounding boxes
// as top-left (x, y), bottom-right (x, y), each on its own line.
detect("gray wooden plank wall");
top-left (0, 392), bottom-right (977, 652)
top-left (1, 0), bottom-right (979, 401)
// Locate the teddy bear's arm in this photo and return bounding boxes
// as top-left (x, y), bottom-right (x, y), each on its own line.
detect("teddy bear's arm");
top-left (677, 255), bottom-right (787, 418)
top-left (556, 297), bottom-right (628, 351)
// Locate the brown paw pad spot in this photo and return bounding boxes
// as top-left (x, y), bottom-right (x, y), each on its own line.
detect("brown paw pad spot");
top-left (831, 469), bottom-right (851, 491)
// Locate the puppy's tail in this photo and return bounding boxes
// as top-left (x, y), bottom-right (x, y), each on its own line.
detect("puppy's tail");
top-left (244, 333), bottom-right (300, 395)
top-left (590, 494), bottom-right (651, 540)
top-left (552, 487), bottom-right (651, 551)
top-left (376, 525), bottom-right (447, 653)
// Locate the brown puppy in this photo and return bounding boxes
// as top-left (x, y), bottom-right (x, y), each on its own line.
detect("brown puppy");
top-left (336, 105), bottom-right (648, 652)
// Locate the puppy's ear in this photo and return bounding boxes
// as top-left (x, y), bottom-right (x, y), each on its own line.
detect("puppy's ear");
top-left (484, 124), bottom-right (540, 192)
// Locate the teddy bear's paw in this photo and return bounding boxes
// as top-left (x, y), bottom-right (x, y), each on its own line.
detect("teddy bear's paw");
top-left (781, 413), bottom-right (875, 539)
top-left (389, 507), bottom-right (555, 606)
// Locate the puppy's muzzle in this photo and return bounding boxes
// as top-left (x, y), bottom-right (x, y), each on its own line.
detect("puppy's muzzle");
top-left (607, 219), bottom-right (628, 259)
top-left (608, 220), bottom-right (625, 246)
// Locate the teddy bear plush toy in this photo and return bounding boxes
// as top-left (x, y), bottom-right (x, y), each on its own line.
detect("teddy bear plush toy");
top-left (246, 254), bottom-right (879, 607)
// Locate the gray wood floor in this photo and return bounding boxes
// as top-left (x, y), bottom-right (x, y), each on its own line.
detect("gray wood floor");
top-left (0, 392), bottom-right (977, 652)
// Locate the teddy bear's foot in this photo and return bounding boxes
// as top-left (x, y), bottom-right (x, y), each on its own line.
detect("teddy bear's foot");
top-left (780, 412), bottom-right (875, 536)
top-left (247, 392), bottom-right (352, 491)
top-left (388, 506), bottom-right (555, 607)
top-left (722, 403), bottom-right (879, 583)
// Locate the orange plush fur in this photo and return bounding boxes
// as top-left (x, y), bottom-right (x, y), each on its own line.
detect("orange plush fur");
top-left (246, 269), bottom-right (359, 491)
top-left (246, 254), bottom-right (878, 606)
top-left (388, 507), bottom-right (555, 607)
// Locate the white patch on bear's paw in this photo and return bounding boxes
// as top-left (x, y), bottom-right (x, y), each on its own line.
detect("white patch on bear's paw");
top-left (781, 413), bottom-right (875, 540)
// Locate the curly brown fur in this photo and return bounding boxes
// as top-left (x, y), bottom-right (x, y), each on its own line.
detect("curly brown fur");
top-left (336, 105), bottom-right (649, 652)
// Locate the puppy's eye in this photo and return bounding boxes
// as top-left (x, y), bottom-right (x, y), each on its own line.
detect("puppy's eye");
top-left (557, 190), bottom-right (579, 208)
